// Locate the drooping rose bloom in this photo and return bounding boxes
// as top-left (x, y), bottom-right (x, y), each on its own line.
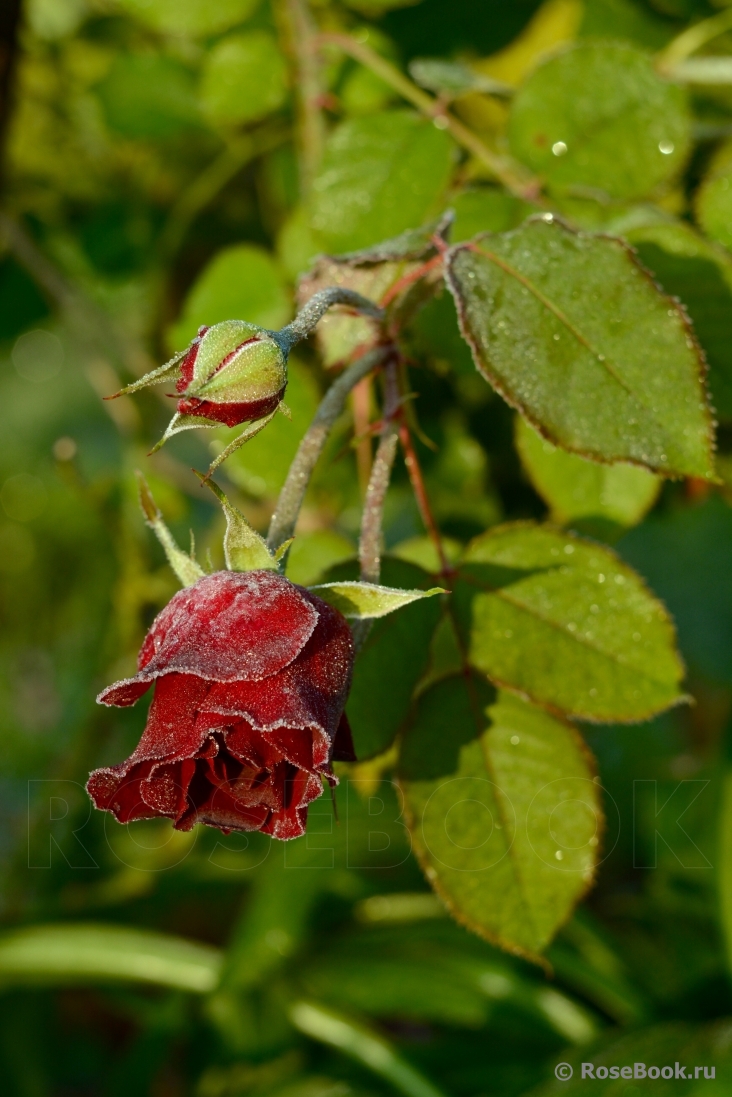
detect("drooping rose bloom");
top-left (88, 571), bottom-right (355, 840)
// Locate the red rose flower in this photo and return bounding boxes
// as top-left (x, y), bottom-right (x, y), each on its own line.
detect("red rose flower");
top-left (87, 571), bottom-right (355, 840)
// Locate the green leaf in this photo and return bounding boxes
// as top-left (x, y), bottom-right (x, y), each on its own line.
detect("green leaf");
top-left (453, 522), bottom-right (685, 722)
top-left (289, 1001), bottom-right (448, 1097)
top-left (324, 558), bottom-right (443, 759)
top-left (619, 495), bottom-right (732, 685)
top-left (117, 0), bottom-right (260, 36)
top-left (0, 923), bottom-right (221, 993)
top-left (309, 111), bottom-right (454, 254)
top-left (508, 42), bottom-right (690, 201)
top-left (168, 244), bottom-right (290, 351)
top-left (97, 54), bottom-right (200, 140)
top-left (197, 476), bottom-right (276, 572)
top-left (311, 581), bottom-right (444, 619)
top-left (446, 217), bottom-right (715, 480)
top-left (303, 956), bottom-right (490, 1027)
top-left (285, 529), bottom-right (356, 586)
top-left (527, 1019), bottom-right (732, 1092)
top-left (199, 32), bottom-right (288, 127)
top-left (137, 472), bottom-right (204, 588)
top-left (399, 682), bottom-right (601, 959)
top-left (515, 416), bottom-right (660, 533)
top-left (628, 219), bottom-right (732, 419)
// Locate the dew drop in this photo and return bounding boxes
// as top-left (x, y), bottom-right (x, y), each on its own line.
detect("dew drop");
top-left (555, 850), bottom-right (564, 861)
top-left (658, 140), bottom-right (675, 155)
top-left (552, 141), bottom-right (568, 156)
top-left (510, 735), bottom-right (520, 745)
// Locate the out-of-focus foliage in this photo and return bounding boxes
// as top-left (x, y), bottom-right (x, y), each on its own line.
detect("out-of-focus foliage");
top-left (3, 0), bottom-right (732, 1094)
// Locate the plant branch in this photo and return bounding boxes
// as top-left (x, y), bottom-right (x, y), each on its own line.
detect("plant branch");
top-left (276, 287), bottom-right (383, 352)
top-left (359, 361), bottom-right (400, 584)
top-left (267, 345), bottom-right (389, 553)
top-left (657, 8), bottom-right (732, 71)
top-left (398, 419), bottom-right (451, 576)
top-left (277, 0), bottom-right (326, 194)
top-left (317, 33), bottom-right (540, 202)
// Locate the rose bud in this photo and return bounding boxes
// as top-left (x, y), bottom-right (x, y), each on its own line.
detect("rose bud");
top-left (173, 320), bottom-right (287, 429)
top-left (108, 320), bottom-right (289, 470)
top-left (87, 570), bottom-right (355, 841)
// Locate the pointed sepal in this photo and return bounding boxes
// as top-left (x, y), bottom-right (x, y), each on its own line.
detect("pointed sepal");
top-left (195, 473), bottom-right (277, 572)
top-left (309, 581), bottom-right (446, 619)
top-left (108, 349), bottom-right (188, 399)
top-left (136, 472), bottom-right (205, 588)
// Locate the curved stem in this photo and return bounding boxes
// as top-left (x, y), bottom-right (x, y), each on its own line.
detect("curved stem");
top-left (267, 345), bottom-right (388, 554)
top-left (317, 32), bottom-right (541, 202)
top-left (276, 287), bottom-right (384, 353)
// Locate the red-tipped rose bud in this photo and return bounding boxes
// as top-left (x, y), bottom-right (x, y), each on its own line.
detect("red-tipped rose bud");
top-left (175, 320), bottom-right (288, 428)
top-left (87, 571), bottom-right (355, 840)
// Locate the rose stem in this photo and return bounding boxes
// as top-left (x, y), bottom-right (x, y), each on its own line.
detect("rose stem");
top-left (267, 344), bottom-right (389, 554)
top-left (359, 359), bottom-right (400, 585)
top-left (351, 360), bottom-right (400, 651)
top-left (275, 287), bottom-right (383, 353)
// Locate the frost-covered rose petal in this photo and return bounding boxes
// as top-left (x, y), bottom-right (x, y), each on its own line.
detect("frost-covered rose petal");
top-left (88, 571), bottom-right (355, 840)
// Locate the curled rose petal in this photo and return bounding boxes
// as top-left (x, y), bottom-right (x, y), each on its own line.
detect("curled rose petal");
top-left (88, 571), bottom-right (355, 840)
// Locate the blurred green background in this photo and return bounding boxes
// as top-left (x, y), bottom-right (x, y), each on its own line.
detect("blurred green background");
top-left (4, 0), bottom-right (732, 1093)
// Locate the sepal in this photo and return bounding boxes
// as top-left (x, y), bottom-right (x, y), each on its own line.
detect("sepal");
top-left (108, 349), bottom-right (188, 399)
top-left (309, 581), bottom-right (446, 619)
top-left (136, 473), bottom-right (204, 588)
top-left (195, 474), bottom-right (277, 572)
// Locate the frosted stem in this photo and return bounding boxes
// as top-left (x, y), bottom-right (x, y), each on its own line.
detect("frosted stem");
top-left (267, 345), bottom-right (388, 554)
top-left (275, 288), bottom-right (383, 354)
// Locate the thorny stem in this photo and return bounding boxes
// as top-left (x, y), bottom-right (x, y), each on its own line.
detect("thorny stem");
top-left (277, 287), bottom-right (384, 352)
top-left (267, 345), bottom-right (389, 554)
top-left (317, 33), bottom-right (541, 203)
top-left (398, 419), bottom-right (451, 577)
top-left (277, 0), bottom-right (326, 194)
